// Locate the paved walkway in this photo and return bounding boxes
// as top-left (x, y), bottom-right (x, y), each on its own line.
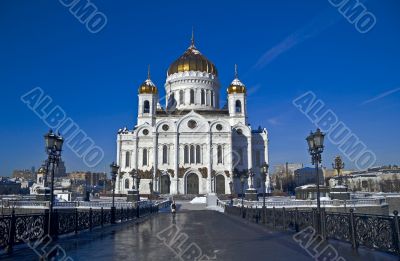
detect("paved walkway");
top-left (1, 203), bottom-right (397, 260)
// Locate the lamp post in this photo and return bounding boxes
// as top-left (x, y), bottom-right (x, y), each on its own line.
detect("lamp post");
top-left (149, 180), bottom-right (153, 200)
top-left (332, 156), bottom-right (345, 186)
top-left (260, 163), bottom-right (269, 208)
top-left (306, 128), bottom-right (325, 234)
top-left (110, 162), bottom-right (119, 224)
top-left (229, 181), bottom-right (233, 206)
top-left (240, 175), bottom-right (245, 207)
top-left (44, 129), bottom-right (64, 236)
top-left (136, 174), bottom-right (141, 218)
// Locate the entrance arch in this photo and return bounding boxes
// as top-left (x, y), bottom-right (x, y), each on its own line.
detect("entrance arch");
top-left (160, 175), bottom-right (170, 194)
top-left (186, 173), bottom-right (199, 194)
top-left (215, 175), bottom-right (225, 194)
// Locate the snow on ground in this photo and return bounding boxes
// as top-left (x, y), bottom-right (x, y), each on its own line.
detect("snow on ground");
top-left (190, 197), bottom-right (207, 204)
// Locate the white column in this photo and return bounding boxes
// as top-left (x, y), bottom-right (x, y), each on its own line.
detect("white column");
top-left (207, 133), bottom-right (212, 193)
top-left (115, 136), bottom-right (121, 193)
top-left (152, 133), bottom-right (157, 192)
top-left (173, 133), bottom-right (179, 194)
top-left (247, 135), bottom-right (252, 188)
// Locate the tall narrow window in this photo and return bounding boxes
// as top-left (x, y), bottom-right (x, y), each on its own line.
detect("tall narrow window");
top-left (256, 151), bottom-right (260, 167)
top-left (143, 100), bottom-right (150, 113)
top-left (210, 91), bottom-right (214, 107)
top-left (162, 145), bottom-right (168, 164)
top-left (196, 145), bottom-right (201, 164)
top-left (184, 145), bottom-right (189, 164)
top-left (235, 100), bottom-right (242, 113)
top-left (179, 90), bottom-right (184, 105)
top-left (190, 89), bottom-right (195, 104)
top-left (190, 145), bottom-right (195, 164)
top-left (125, 151), bottom-right (130, 168)
top-left (238, 148), bottom-right (243, 165)
top-left (217, 145), bottom-right (223, 164)
top-left (125, 179), bottom-right (129, 189)
top-left (201, 89), bottom-right (205, 105)
top-left (143, 148), bottom-right (148, 166)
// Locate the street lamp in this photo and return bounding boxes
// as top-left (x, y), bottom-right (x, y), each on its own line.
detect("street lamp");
top-left (110, 162), bottom-right (119, 224)
top-left (260, 162), bottom-right (269, 224)
top-left (149, 180), bottom-right (153, 200)
top-left (306, 128), bottom-right (325, 233)
top-left (229, 181), bottom-right (233, 206)
top-left (44, 129), bottom-right (63, 236)
top-left (136, 174), bottom-right (141, 218)
top-left (332, 156), bottom-right (345, 186)
top-left (240, 175), bottom-right (245, 207)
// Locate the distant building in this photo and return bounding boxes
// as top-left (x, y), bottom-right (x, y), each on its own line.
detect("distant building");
top-left (69, 171), bottom-right (107, 187)
top-left (12, 169), bottom-right (36, 181)
top-left (294, 167), bottom-right (325, 187)
top-left (0, 177), bottom-right (22, 195)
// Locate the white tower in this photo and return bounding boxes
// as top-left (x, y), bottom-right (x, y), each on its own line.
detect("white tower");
top-left (227, 65), bottom-right (247, 125)
top-left (137, 66), bottom-right (158, 126)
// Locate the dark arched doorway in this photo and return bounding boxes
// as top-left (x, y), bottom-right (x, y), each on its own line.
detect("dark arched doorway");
top-left (215, 175), bottom-right (225, 194)
top-left (160, 175), bottom-right (170, 194)
top-left (187, 173), bottom-right (199, 194)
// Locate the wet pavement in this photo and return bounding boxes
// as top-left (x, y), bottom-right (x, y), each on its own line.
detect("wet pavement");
top-left (1, 203), bottom-right (397, 261)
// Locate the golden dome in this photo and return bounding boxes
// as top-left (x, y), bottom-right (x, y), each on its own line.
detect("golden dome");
top-left (167, 40), bottom-right (218, 76)
top-left (138, 66), bottom-right (158, 94)
top-left (227, 64), bottom-right (246, 94)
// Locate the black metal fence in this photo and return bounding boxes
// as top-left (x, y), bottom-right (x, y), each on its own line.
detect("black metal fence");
top-left (0, 200), bottom-right (171, 254)
top-left (224, 205), bottom-right (400, 256)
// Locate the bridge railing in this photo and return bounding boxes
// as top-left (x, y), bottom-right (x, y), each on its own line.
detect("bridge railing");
top-left (224, 205), bottom-right (400, 256)
top-left (0, 201), bottom-right (170, 254)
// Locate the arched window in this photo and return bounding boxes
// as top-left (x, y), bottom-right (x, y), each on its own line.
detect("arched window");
top-left (196, 145), bottom-right (201, 164)
top-left (143, 148), bottom-right (148, 166)
top-left (184, 145), bottom-right (189, 164)
top-left (179, 90), bottom-right (184, 105)
top-left (201, 89), bottom-right (205, 105)
top-left (190, 89), bottom-right (195, 104)
top-left (217, 145), bottom-right (223, 164)
top-left (143, 100), bottom-right (150, 113)
top-left (162, 145), bottom-right (168, 164)
top-left (210, 91), bottom-right (214, 107)
top-left (235, 100), bottom-right (242, 113)
top-left (125, 179), bottom-right (129, 189)
top-left (125, 151), bottom-right (130, 168)
top-left (190, 145), bottom-right (195, 164)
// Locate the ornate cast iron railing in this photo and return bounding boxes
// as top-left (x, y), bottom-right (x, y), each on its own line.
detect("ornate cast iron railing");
top-left (223, 205), bottom-right (400, 256)
top-left (0, 200), bottom-right (171, 254)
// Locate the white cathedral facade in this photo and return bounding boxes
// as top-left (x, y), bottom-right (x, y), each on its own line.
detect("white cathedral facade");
top-left (115, 37), bottom-right (269, 196)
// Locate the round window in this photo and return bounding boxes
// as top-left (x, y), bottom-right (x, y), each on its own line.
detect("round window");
top-left (187, 120), bottom-right (197, 129)
top-left (142, 129), bottom-right (149, 135)
top-left (216, 124), bottom-right (223, 131)
top-left (162, 124), bottom-right (169, 131)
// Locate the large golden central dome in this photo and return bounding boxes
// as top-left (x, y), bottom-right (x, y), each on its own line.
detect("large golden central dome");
top-left (167, 43), bottom-right (218, 77)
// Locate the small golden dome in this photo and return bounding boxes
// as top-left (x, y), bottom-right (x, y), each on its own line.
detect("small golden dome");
top-left (138, 66), bottom-right (158, 94)
top-left (227, 64), bottom-right (246, 94)
top-left (167, 36), bottom-right (218, 76)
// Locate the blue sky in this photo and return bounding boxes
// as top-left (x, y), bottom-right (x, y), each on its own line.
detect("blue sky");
top-left (0, 0), bottom-right (399, 176)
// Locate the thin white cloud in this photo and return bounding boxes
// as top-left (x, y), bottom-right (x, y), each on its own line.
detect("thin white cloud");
top-left (361, 87), bottom-right (400, 105)
top-left (254, 9), bottom-right (341, 70)
top-left (267, 118), bottom-right (280, 126)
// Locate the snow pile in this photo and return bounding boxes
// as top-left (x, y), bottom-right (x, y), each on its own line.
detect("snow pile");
top-left (190, 197), bottom-right (207, 204)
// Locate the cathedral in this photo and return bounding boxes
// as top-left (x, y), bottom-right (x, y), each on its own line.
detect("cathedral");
top-left (115, 36), bottom-right (269, 196)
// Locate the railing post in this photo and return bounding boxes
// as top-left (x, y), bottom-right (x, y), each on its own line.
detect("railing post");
top-left (393, 210), bottom-right (400, 256)
top-left (295, 207), bottom-right (299, 232)
top-left (6, 209), bottom-right (16, 254)
top-left (349, 209), bottom-right (358, 249)
top-left (273, 207), bottom-right (276, 229)
top-left (53, 209), bottom-right (59, 238)
top-left (282, 207), bottom-right (286, 230)
top-left (89, 208), bottom-right (93, 231)
top-left (74, 208), bottom-right (78, 234)
top-left (321, 208), bottom-right (326, 240)
top-left (101, 207), bottom-right (104, 227)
